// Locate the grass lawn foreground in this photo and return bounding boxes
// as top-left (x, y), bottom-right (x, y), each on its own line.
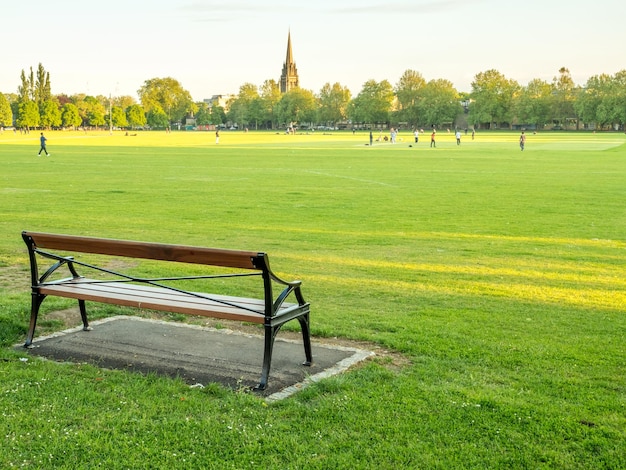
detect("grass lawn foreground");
top-left (0, 128), bottom-right (625, 468)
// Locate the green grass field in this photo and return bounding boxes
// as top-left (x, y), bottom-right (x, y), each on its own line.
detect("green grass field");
top-left (1, 128), bottom-right (625, 469)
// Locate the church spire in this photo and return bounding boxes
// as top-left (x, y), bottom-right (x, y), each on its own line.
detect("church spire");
top-left (285, 30), bottom-right (293, 67)
top-left (280, 30), bottom-right (299, 93)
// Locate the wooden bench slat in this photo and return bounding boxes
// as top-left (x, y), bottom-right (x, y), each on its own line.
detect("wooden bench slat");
top-left (40, 282), bottom-right (269, 324)
top-left (25, 231), bottom-right (262, 269)
top-left (50, 280), bottom-right (271, 310)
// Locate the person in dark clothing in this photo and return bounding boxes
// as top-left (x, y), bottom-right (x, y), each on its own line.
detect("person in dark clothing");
top-left (38, 132), bottom-right (50, 156)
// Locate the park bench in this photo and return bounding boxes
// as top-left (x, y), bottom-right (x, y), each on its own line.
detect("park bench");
top-left (22, 231), bottom-right (312, 390)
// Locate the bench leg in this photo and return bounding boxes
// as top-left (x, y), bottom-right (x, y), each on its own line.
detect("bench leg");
top-left (254, 314), bottom-right (313, 391)
top-left (298, 313), bottom-right (313, 366)
top-left (255, 325), bottom-right (278, 391)
top-left (24, 293), bottom-right (45, 348)
top-left (78, 300), bottom-right (92, 331)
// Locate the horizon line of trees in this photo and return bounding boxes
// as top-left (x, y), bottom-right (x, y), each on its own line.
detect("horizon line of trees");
top-left (1, 64), bottom-right (625, 132)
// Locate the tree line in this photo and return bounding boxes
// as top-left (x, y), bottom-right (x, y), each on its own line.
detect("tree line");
top-left (1, 64), bottom-right (625, 132)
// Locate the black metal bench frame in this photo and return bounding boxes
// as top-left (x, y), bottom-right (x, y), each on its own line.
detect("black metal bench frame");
top-left (22, 231), bottom-right (312, 390)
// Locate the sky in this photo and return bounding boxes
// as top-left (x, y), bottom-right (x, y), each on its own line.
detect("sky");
top-left (2, 0), bottom-right (625, 102)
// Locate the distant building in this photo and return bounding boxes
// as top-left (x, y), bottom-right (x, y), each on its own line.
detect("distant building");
top-left (280, 31), bottom-right (299, 93)
top-left (203, 94), bottom-right (234, 111)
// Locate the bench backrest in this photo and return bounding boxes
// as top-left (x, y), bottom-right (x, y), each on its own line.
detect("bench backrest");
top-left (22, 231), bottom-right (266, 270)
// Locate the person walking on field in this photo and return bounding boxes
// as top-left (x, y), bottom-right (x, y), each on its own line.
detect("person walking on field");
top-left (455, 130), bottom-right (461, 145)
top-left (430, 130), bottom-right (436, 148)
top-left (519, 131), bottom-right (526, 151)
top-left (38, 132), bottom-right (50, 156)
top-left (414, 129), bottom-right (419, 143)
top-left (215, 129), bottom-right (220, 144)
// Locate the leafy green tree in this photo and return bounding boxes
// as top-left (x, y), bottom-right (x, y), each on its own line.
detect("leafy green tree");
top-left (16, 64), bottom-right (53, 129)
top-left (227, 83), bottom-right (259, 128)
top-left (259, 79), bottom-right (281, 129)
top-left (127, 104), bottom-right (147, 129)
top-left (419, 79), bottom-right (461, 128)
top-left (35, 63), bottom-right (52, 103)
top-left (39, 100), bottom-right (62, 129)
top-left (84, 96), bottom-right (106, 128)
top-left (575, 74), bottom-right (611, 128)
top-left (275, 88), bottom-right (317, 127)
top-left (68, 94), bottom-right (90, 127)
top-left (210, 106), bottom-right (226, 127)
top-left (146, 107), bottom-right (168, 129)
top-left (138, 77), bottom-right (194, 126)
top-left (596, 98), bottom-right (616, 128)
top-left (515, 78), bottom-right (552, 129)
top-left (247, 98), bottom-right (266, 130)
top-left (317, 82), bottom-right (351, 127)
top-left (0, 93), bottom-right (13, 127)
top-left (550, 67), bottom-right (578, 129)
top-left (15, 63), bottom-right (53, 129)
top-left (394, 70), bottom-right (426, 126)
top-left (61, 103), bottom-right (82, 129)
top-left (110, 106), bottom-right (128, 128)
top-left (16, 100), bottom-right (39, 130)
top-left (611, 70), bottom-right (626, 128)
top-left (469, 69), bottom-right (520, 128)
top-left (578, 70), bottom-right (626, 129)
top-left (348, 79), bottom-right (394, 126)
top-left (18, 68), bottom-right (35, 102)
top-left (10, 101), bottom-right (20, 125)
top-left (194, 102), bottom-right (211, 125)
